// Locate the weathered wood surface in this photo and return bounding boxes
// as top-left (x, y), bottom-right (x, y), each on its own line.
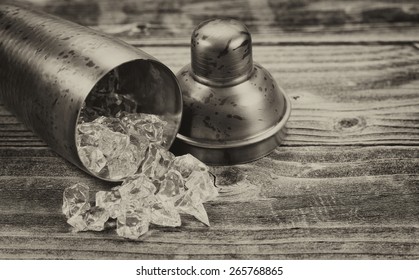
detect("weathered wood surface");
top-left (3, 0), bottom-right (419, 43)
top-left (0, 146), bottom-right (418, 259)
top-left (2, 45), bottom-right (419, 147)
top-left (0, 0), bottom-right (419, 259)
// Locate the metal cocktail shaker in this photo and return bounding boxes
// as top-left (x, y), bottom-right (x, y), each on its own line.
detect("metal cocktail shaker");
top-left (173, 19), bottom-right (291, 165)
top-left (0, 4), bottom-right (182, 181)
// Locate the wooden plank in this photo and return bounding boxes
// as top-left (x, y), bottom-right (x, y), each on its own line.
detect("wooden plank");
top-left (0, 233), bottom-right (417, 259)
top-left (1, 45), bottom-right (419, 147)
top-left (0, 146), bottom-right (417, 259)
top-left (1, 146), bottom-right (418, 178)
top-left (12, 0), bottom-right (419, 43)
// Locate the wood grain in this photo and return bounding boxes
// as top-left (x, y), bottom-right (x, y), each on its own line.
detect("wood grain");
top-left (3, 0), bottom-right (419, 43)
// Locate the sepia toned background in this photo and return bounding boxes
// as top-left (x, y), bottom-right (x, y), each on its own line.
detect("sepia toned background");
top-left (6, 0), bottom-right (419, 42)
top-left (0, 0), bottom-right (418, 259)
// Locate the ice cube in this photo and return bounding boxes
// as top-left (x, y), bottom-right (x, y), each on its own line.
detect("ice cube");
top-left (67, 206), bottom-right (110, 232)
top-left (175, 193), bottom-right (210, 226)
top-left (185, 171), bottom-right (218, 203)
top-left (62, 183), bottom-right (91, 218)
top-left (172, 154), bottom-right (209, 179)
top-left (139, 143), bottom-right (175, 179)
top-left (119, 112), bottom-right (167, 143)
top-left (78, 146), bottom-right (107, 174)
top-left (97, 129), bottom-right (130, 158)
top-left (154, 147), bottom-right (175, 179)
top-left (156, 169), bottom-right (185, 202)
top-left (149, 197), bottom-right (181, 227)
top-left (119, 174), bottom-right (156, 201)
top-left (93, 116), bottom-right (126, 134)
top-left (140, 143), bottom-right (162, 178)
top-left (95, 189), bottom-right (122, 219)
top-left (116, 201), bottom-right (151, 239)
top-left (77, 122), bottom-right (104, 147)
top-left (77, 122), bottom-right (130, 158)
top-left (129, 133), bottom-right (149, 160)
top-left (107, 144), bottom-right (144, 180)
top-left (139, 120), bottom-right (165, 143)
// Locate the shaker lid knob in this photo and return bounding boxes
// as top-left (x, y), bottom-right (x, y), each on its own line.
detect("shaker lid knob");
top-left (191, 18), bottom-right (253, 86)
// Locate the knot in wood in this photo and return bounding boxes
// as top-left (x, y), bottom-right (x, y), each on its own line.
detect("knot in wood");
top-left (335, 116), bottom-right (366, 132)
top-left (339, 118), bottom-right (359, 128)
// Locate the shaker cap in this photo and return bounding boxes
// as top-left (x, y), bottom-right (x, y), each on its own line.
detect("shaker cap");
top-left (174, 18), bottom-right (291, 165)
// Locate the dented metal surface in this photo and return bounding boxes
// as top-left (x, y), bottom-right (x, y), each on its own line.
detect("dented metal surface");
top-left (174, 19), bottom-right (291, 165)
top-left (0, 4), bottom-right (182, 181)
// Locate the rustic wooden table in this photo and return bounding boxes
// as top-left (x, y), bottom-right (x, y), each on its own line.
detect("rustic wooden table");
top-left (0, 0), bottom-right (418, 259)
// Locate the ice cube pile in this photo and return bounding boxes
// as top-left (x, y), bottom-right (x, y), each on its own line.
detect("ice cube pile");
top-left (62, 154), bottom-right (218, 239)
top-left (76, 68), bottom-right (172, 180)
top-left (65, 69), bottom-right (218, 239)
top-left (77, 112), bottom-right (167, 180)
